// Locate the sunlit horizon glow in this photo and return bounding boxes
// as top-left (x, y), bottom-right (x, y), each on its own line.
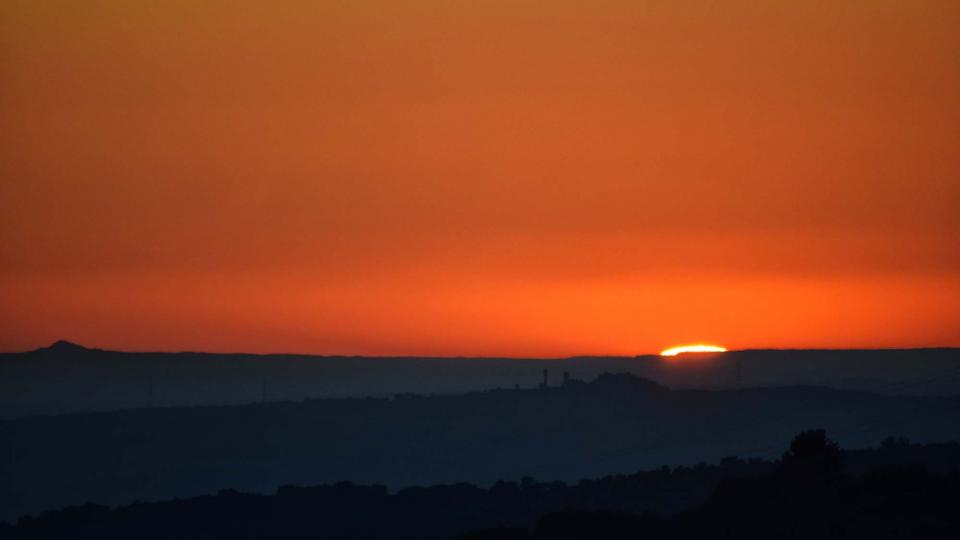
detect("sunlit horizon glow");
top-left (660, 345), bottom-right (728, 357)
top-left (1, 1), bottom-right (959, 356)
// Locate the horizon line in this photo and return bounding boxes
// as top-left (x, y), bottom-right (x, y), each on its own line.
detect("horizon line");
top-left (3, 340), bottom-right (959, 359)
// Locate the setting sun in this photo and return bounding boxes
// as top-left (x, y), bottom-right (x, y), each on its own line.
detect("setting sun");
top-left (660, 345), bottom-right (728, 357)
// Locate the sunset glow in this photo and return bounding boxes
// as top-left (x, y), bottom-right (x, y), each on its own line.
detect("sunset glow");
top-left (1, 1), bottom-right (958, 356)
top-left (660, 345), bottom-right (728, 357)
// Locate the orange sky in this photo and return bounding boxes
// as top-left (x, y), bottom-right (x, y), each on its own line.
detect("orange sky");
top-left (1, 0), bottom-right (959, 356)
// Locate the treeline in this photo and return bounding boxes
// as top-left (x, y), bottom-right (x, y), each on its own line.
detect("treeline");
top-left (2, 433), bottom-right (958, 540)
top-left (467, 432), bottom-right (960, 539)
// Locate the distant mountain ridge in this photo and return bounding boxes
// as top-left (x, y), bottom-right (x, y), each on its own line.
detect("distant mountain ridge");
top-left (14, 339), bottom-right (960, 356)
top-left (2, 342), bottom-right (958, 419)
top-left (37, 340), bottom-right (94, 354)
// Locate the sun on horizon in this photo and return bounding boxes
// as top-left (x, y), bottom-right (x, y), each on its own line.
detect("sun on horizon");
top-left (660, 344), bottom-right (728, 357)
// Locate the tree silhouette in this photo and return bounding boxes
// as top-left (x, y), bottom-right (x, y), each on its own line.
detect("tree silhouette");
top-left (780, 429), bottom-right (844, 483)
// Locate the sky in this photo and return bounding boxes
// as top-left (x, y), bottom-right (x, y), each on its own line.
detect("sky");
top-left (1, 0), bottom-right (959, 356)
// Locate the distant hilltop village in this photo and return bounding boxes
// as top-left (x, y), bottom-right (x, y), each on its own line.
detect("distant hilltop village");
top-left (540, 369), bottom-right (573, 389)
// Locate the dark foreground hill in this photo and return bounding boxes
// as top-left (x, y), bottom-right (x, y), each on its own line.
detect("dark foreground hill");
top-left (2, 342), bottom-right (959, 418)
top-left (1, 374), bottom-right (958, 521)
top-left (469, 433), bottom-right (960, 540)
top-left (2, 432), bottom-right (959, 540)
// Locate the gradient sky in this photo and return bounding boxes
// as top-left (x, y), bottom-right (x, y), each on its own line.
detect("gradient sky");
top-left (2, 0), bottom-right (959, 356)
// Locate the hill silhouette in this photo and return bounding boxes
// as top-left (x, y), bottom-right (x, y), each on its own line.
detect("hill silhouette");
top-left (468, 432), bottom-right (960, 539)
top-left (3, 432), bottom-right (959, 539)
top-left (1, 373), bottom-right (958, 521)
top-left (2, 343), bottom-right (959, 418)
top-left (38, 341), bottom-right (91, 354)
